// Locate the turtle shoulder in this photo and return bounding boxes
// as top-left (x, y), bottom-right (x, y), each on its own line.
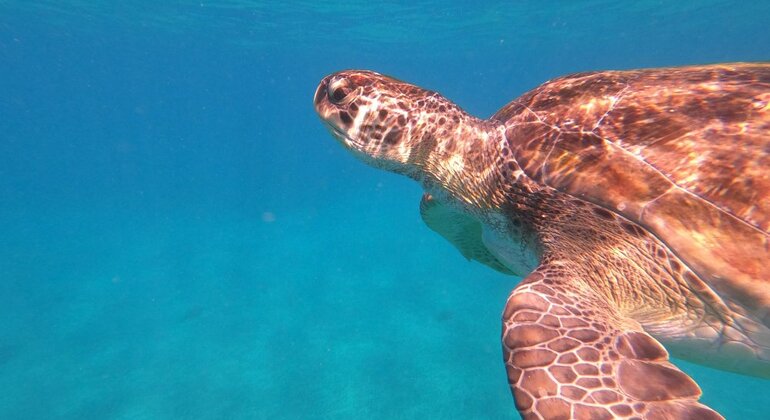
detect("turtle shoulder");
top-left (495, 63), bottom-right (770, 314)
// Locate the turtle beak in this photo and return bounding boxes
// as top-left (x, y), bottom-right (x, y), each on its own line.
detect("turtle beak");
top-left (313, 75), bottom-right (338, 127)
top-left (313, 75), bottom-right (330, 110)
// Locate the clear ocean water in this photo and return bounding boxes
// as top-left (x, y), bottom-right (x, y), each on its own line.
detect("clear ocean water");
top-left (1, 1), bottom-right (768, 419)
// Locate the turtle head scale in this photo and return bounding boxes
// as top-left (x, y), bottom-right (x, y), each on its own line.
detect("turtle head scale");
top-left (315, 70), bottom-right (469, 176)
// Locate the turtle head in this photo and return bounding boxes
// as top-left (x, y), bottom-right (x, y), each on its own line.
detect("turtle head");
top-left (315, 70), bottom-right (504, 207)
top-left (314, 70), bottom-right (439, 175)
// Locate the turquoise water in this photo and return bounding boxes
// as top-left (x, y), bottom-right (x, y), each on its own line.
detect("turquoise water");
top-left (1, 1), bottom-right (768, 419)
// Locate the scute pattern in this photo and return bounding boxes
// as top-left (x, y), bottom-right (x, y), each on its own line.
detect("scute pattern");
top-left (494, 64), bottom-right (770, 233)
top-left (495, 63), bottom-right (770, 319)
top-left (503, 265), bottom-right (722, 420)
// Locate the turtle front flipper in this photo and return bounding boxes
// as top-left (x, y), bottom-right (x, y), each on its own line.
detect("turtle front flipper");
top-left (503, 263), bottom-right (723, 420)
top-left (420, 193), bottom-right (513, 275)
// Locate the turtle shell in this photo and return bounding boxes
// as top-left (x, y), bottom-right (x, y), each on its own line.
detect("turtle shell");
top-left (494, 63), bottom-right (770, 318)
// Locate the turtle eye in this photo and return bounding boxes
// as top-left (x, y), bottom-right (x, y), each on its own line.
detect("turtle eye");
top-left (327, 79), bottom-right (352, 104)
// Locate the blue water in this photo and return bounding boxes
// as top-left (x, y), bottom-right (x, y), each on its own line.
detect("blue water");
top-left (1, 1), bottom-right (768, 419)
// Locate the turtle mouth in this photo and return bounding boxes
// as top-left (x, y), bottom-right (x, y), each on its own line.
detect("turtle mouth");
top-left (322, 119), bottom-right (363, 150)
top-left (324, 121), bottom-right (349, 141)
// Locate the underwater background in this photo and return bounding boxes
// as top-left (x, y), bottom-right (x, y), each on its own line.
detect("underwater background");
top-left (1, 1), bottom-right (769, 419)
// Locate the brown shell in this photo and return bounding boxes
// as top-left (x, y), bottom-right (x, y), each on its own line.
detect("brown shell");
top-left (494, 63), bottom-right (770, 314)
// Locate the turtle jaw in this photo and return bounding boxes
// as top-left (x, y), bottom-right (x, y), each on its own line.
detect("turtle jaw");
top-left (315, 94), bottom-right (373, 160)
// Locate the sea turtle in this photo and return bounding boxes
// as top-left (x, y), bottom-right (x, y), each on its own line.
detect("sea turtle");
top-left (313, 63), bottom-right (770, 419)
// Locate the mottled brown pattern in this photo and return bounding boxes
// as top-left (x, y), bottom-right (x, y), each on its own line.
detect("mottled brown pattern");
top-left (314, 70), bottom-right (505, 209)
top-left (498, 63), bottom-right (770, 317)
top-left (314, 64), bottom-right (770, 420)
